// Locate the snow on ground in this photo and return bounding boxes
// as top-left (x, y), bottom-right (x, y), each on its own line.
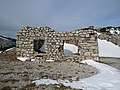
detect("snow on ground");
top-left (33, 59), bottom-right (120, 90)
top-left (17, 57), bottom-right (29, 61)
top-left (46, 59), bottom-right (54, 62)
top-left (31, 59), bottom-right (35, 61)
top-left (5, 47), bottom-right (14, 52)
top-left (0, 47), bottom-right (14, 53)
top-left (110, 30), bottom-right (114, 34)
top-left (94, 31), bottom-right (101, 35)
top-left (33, 79), bottom-right (59, 85)
top-left (0, 51), bottom-right (2, 53)
top-left (96, 32), bottom-right (101, 35)
top-left (98, 39), bottom-right (120, 58)
top-left (64, 43), bottom-right (78, 55)
top-left (115, 30), bottom-right (120, 34)
top-left (110, 29), bottom-right (120, 34)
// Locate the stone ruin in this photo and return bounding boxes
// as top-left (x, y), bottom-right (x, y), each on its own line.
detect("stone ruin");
top-left (16, 26), bottom-right (99, 61)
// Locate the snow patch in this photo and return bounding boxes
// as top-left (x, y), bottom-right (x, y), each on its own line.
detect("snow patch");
top-left (110, 29), bottom-right (120, 34)
top-left (5, 47), bottom-right (14, 52)
top-left (46, 59), bottom-right (54, 62)
top-left (98, 39), bottom-right (120, 58)
top-left (94, 31), bottom-right (101, 35)
top-left (31, 59), bottom-right (35, 61)
top-left (17, 57), bottom-right (29, 61)
top-left (96, 32), bottom-right (101, 35)
top-left (32, 79), bottom-right (59, 85)
top-left (64, 43), bottom-right (78, 55)
top-left (110, 30), bottom-right (114, 34)
top-left (115, 30), bottom-right (120, 34)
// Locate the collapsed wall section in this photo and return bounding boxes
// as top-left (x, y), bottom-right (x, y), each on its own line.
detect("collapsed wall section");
top-left (16, 26), bottom-right (54, 58)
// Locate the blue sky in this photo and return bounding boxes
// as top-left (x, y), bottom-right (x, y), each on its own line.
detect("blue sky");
top-left (0, 0), bottom-right (120, 38)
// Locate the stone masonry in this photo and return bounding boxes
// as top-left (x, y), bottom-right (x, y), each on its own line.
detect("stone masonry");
top-left (16, 26), bottom-right (99, 61)
top-left (99, 33), bottom-right (120, 47)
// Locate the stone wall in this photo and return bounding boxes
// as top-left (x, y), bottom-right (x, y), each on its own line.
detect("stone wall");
top-left (16, 26), bottom-right (99, 61)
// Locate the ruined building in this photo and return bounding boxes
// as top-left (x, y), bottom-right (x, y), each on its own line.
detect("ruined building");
top-left (16, 26), bottom-right (99, 61)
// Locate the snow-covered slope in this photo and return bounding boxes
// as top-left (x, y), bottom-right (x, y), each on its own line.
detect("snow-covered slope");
top-left (0, 51), bottom-right (2, 53)
top-left (98, 39), bottom-right (120, 58)
top-left (0, 35), bottom-right (16, 51)
top-left (109, 28), bottom-right (120, 34)
top-left (64, 43), bottom-right (78, 55)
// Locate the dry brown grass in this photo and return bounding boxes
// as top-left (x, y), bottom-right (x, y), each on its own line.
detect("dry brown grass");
top-left (19, 83), bottom-right (36, 90)
top-left (0, 51), bottom-right (17, 61)
top-left (1, 79), bottom-right (19, 83)
top-left (0, 86), bottom-right (12, 90)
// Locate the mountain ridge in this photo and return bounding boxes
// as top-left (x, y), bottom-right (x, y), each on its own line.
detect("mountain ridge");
top-left (0, 35), bottom-right (16, 51)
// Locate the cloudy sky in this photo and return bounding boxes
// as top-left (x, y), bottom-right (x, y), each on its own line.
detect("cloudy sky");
top-left (0, 0), bottom-right (120, 38)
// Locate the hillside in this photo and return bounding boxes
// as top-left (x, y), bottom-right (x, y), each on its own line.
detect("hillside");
top-left (0, 35), bottom-right (16, 51)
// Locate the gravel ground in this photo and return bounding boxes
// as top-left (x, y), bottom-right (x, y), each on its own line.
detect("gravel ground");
top-left (99, 57), bottom-right (120, 70)
top-left (0, 52), bottom-right (97, 90)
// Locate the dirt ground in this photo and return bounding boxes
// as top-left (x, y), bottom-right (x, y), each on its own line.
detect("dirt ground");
top-left (0, 51), bottom-right (97, 90)
top-left (99, 57), bottom-right (120, 70)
